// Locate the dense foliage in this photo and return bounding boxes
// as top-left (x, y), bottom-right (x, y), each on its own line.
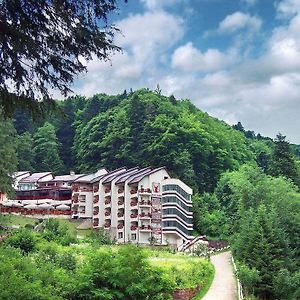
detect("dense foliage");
top-left (0, 111), bottom-right (17, 197)
top-left (0, 221), bottom-right (213, 300)
top-left (197, 165), bottom-right (300, 299)
top-left (15, 90), bottom-right (257, 192)
top-left (0, 0), bottom-right (125, 117)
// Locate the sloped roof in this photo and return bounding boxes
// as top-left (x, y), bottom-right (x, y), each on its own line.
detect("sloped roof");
top-left (128, 167), bottom-right (168, 184)
top-left (19, 172), bottom-right (53, 183)
top-left (115, 167), bottom-right (150, 185)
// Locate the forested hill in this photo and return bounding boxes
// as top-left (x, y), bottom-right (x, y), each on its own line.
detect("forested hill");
top-left (14, 89), bottom-right (298, 193)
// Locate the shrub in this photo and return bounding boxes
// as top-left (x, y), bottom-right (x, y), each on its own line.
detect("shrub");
top-left (5, 229), bottom-right (37, 254)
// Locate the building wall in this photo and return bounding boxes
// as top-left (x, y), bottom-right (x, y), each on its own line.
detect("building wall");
top-left (79, 168), bottom-right (193, 249)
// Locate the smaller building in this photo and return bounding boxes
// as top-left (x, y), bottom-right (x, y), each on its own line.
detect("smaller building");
top-left (17, 172), bottom-right (53, 190)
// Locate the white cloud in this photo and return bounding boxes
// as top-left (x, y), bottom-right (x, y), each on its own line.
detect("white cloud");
top-left (71, 10), bottom-right (184, 96)
top-left (69, 0), bottom-right (300, 143)
top-left (140, 0), bottom-right (184, 10)
top-left (171, 42), bottom-right (237, 72)
top-left (218, 11), bottom-right (262, 33)
top-left (116, 11), bottom-right (184, 63)
top-left (277, 0), bottom-right (300, 17)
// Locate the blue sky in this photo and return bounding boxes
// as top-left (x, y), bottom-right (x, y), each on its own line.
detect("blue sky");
top-left (69, 0), bottom-right (300, 143)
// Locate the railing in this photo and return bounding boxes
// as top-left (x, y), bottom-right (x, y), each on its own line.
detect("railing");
top-left (130, 189), bottom-right (138, 194)
top-left (232, 256), bottom-right (244, 300)
top-left (118, 200), bottom-right (124, 205)
top-left (140, 200), bottom-right (152, 206)
top-left (104, 199), bottom-right (111, 205)
top-left (117, 212), bottom-right (124, 218)
top-left (139, 188), bottom-right (151, 193)
top-left (130, 213), bottom-right (138, 218)
top-left (105, 211), bottom-right (111, 216)
top-left (117, 224), bottom-right (124, 229)
top-left (140, 225), bottom-right (151, 230)
top-left (118, 188), bottom-right (124, 193)
top-left (140, 212), bottom-right (151, 218)
top-left (130, 201), bottom-right (138, 206)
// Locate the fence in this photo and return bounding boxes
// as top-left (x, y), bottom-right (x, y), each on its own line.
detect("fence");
top-left (231, 256), bottom-right (244, 300)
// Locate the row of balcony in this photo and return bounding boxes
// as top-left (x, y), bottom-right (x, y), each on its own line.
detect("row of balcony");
top-left (74, 186), bottom-right (152, 194)
top-left (92, 198), bottom-right (152, 207)
top-left (93, 219), bottom-right (153, 231)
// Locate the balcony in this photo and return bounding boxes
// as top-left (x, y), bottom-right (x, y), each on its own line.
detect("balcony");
top-left (130, 188), bottom-right (138, 198)
top-left (140, 224), bottom-right (152, 231)
top-left (105, 210), bottom-right (111, 217)
top-left (139, 199), bottom-right (152, 207)
top-left (140, 212), bottom-right (152, 218)
top-left (139, 188), bottom-right (152, 195)
top-left (104, 198), bottom-right (111, 206)
top-left (117, 212), bottom-right (124, 218)
top-left (93, 218), bottom-right (99, 226)
top-left (131, 225), bottom-right (138, 231)
top-left (72, 196), bottom-right (79, 204)
top-left (93, 196), bottom-right (99, 204)
top-left (93, 186), bottom-right (99, 193)
top-left (130, 213), bottom-right (138, 219)
top-left (73, 185), bottom-right (79, 192)
top-left (104, 222), bottom-right (110, 228)
top-left (118, 199), bottom-right (124, 206)
top-left (93, 208), bottom-right (99, 215)
top-left (130, 200), bottom-right (138, 207)
top-left (104, 187), bottom-right (111, 196)
top-left (118, 188), bottom-right (124, 194)
top-left (117, 223), bottom-right (124, 230)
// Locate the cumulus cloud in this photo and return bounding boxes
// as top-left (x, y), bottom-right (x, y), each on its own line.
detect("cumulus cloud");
top-left (71, 10), bottom-right (184, 96)
top-left (70, 0), bottom-right (300, 143)
top-left (218, 11), bottom-right (262, 33)
top-left (171, 42), bottom-right (237, 72)
top-left (140, 0), bottom-right (184, 10)
top-left (277, 0), bottom-right (300, 17)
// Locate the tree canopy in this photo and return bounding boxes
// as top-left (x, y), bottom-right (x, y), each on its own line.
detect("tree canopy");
top-left (0, 0), bottom-right (125, 117)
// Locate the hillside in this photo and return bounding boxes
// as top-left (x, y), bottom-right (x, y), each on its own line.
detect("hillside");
top-left (15, 89), bottom-right (268, 193)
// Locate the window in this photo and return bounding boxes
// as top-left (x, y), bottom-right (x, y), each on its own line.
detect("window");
top-left (131, 233), bottom-right (137, 240)
top-left (118, 232), bottom-right (123, 239)
top-left (162, 196), bottom-right (192, 212)
top-left (162, 184), bottom-right (191, 201)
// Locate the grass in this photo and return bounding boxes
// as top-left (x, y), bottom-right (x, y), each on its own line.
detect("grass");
top-left (0, 214), bottom-right (92, 237)
top-left (0, 214), bottom-right (36, 227)
top-left (192, 264), bottom-right (215, 299)
top-left (149, 253), bottom-right (214, 290)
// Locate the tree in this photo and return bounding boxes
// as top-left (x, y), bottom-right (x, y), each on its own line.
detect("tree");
top-left (0, 0), bottom-right (126, 117)
top-left (0, 111), bottom-right (17, 197)
top-left (270, 133), bottom-right (299, 186)
top-left (16, 132), bottom-right (35, 171)
top-left (33, 122), bottom-right (64, 173)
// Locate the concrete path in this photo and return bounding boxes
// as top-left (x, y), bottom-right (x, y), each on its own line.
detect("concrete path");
top-left (202, 251), bottom-right (237, 300)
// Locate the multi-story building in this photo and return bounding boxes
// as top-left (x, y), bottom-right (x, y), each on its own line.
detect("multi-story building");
top-left (72, 168), bottom-right (108, 219)
top-left (71, 166), bottom-right (193, 249)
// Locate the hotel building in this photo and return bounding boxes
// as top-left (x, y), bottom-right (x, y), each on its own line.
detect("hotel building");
top-left (72, 166), bottom-right (193, 249)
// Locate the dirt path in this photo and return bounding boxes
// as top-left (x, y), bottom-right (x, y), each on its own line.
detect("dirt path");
top-left (202, 251), bottom-right (237, 300)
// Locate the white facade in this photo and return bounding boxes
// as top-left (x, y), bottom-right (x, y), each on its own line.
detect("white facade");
top-left (72, 166), bottom-right (193, 249)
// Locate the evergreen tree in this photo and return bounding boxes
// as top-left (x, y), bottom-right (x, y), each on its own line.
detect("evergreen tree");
top-left (0, 112), bottom-right (18, 197)
top-left (16, 132), bottom-right (35, 171)
top-left (270, 133), bottom-right (299, 186)
top-left (33, 122), bottom-right (64, 173)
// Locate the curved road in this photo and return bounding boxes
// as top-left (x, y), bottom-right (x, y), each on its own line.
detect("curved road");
top-left (202, 251), bottom-right (237, 300)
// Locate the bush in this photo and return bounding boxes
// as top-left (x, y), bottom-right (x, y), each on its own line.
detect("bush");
top-left (41, 219), bottom-right (77, 245)
top-left (5, 229), bottom-right (37, 254)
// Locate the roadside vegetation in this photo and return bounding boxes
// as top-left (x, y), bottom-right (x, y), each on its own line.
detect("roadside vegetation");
top-left (0, 218), bottom-right (214, 300)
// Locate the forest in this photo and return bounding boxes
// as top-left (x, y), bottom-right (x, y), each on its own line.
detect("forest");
top-left (1, 89), bottom-right (300, 299)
